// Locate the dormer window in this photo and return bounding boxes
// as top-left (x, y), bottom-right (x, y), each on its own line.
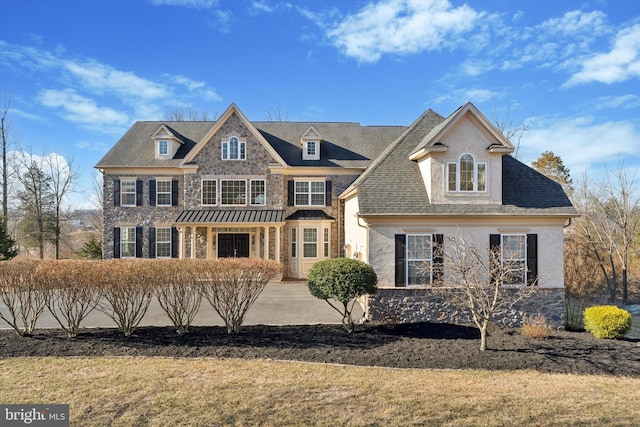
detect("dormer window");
top-left (447, 153), bottom-right (487, 192)
top-left (300, 126), bottom-right (321, 161)
top-left (222, 136), bottom-right (246, 160)
top-left (304, 141), bottom-right (319, 160)
top-left (158, 140), bottom-right (169, 156)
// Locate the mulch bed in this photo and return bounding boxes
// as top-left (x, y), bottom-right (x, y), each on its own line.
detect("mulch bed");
top-left (1, 322), bottom-right (639, 377)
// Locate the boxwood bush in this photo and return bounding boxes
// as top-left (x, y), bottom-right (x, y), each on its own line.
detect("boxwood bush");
top-left (583, 305), bottom-right (631, 339)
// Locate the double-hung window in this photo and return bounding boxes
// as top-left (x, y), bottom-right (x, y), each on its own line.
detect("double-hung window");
top-left (222, 137), bottom-right (246, 160)
top-left (303, 228), bottom-right (318, 258)
top-left (156, 227), bottom-right (172, 258)
top-left (201, 179), bottom-right (217, 206)
top-left (407, 234), bottom-right (433, 286)
top-left (120, 227), bottom-right (136, 258)
top-left (323, 227), bottom-right (330, 258)
top-left (501, 234), bottom-right (527, 286)
top-left (220, 179), bottom-right (246, 206)
top-left (158, 140), bottom-right (169, 156)
top-left (250, 179), bottom-right (266, 206)
top-left (447, 154), bottom-right (487, 192)
top-left (295, 181), bottom-right (325, 206)
top-left (121, 180), bottom-right (137, 206)
top-left (291, 227), bottom-right (297, 258)
top-left (156, 180), bottom-right (172, 206)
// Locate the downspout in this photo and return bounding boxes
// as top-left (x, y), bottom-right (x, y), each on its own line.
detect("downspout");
top-left (355, 212), bottom-right (371, 321)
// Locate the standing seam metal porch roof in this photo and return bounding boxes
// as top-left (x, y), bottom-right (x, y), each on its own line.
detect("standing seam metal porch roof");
top-left (175, 210), bottom-right (286, 224)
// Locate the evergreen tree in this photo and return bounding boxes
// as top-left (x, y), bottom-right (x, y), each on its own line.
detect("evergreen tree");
top-left (532, 151), bottom-right (572, 186)
top-left (76, 235), bottom-right (103, 259)
top-left (0, 216), bottom-right (18, 260)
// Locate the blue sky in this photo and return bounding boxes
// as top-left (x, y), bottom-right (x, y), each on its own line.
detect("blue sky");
top-left (1, 0), bottom-right (639, 209)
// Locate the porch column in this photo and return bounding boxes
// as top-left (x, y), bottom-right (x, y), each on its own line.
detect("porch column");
top-left (263, 226), bottom-right (270, 260)
top-left (190, 226), bottom-right (196, 259)
top-left (206, 227), bottom-right (213, 259)
top-left (178, 226), bottom-right (185, 259)
top-left (274, 225), bottom-right (281, 263)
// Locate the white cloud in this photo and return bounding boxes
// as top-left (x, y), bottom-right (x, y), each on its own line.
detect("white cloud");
top-left (38, 89), bottom-right (129, 131)
top-left (325, 0), bottom-right (481, 63)
top-left (521, 116), bottom-right (640, 173)
top-left (75, 141), bottom-right (110, 152)
top-left (149, 0), bottom-right (218, 8)
top-left (566, 23), bottom-right (640, 85)
top-left (431, 87), bottom-right (499, 106)
top-left (250, 1), bottom-right (273, 14)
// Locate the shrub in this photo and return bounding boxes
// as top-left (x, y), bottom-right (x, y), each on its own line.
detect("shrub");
top-left (38, 260), bottom-right (102, 337)
top-left (196, 258), bottom-right (283, 334)
top-left (520, 313), bottom-right (552, 339)
top-left (584, 305), bottom-right (632, 339)
top-left (96, 260), bottom-right (157, 336)
top-left (0, 260), bottom-right (47, 336)
top-left (307, 258), bottom-right (377, 333)
top-left (154, 259), bottom-right (202, 335)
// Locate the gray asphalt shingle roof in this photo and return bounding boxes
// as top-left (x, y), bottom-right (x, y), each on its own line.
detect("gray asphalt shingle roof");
top-left (175, 209), bottom-right (285, 224)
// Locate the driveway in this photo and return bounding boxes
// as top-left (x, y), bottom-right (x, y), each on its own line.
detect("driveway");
top-left (0, 281), bottom-right (365, 330)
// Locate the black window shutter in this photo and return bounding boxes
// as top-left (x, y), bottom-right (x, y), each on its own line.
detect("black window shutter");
top-left (287, 180), bottom-right (294, 206)
top-left (114, 179), bottom-right (121, 206)
top-left (432, 234), bottom-right (444, 285)
top-left (172, 180), bottom-right (179, 206)
top-left (171, 227), bottom-right (179, 258)
top-left (395, 234), bottom-right (406, 287)
top-left (527, 234), bottom-right (538, 286)
top-left (149, 227), bottom-right (156, 258)
top-left (135, 226), bottom-right (143, 258)
top-left (113, 228), bottom-right (121, 259)
top-left (149, 180), bottom-right (156, 207)
top-left (325, 180), bottom-right (332, 207)
top-left (489, 234), bottom-right (501, 284)
top-left (136, 180), bottom-right (143, 207)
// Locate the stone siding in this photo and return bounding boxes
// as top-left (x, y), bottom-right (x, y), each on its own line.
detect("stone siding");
top-left (367, 288), bottom-right (565, 328)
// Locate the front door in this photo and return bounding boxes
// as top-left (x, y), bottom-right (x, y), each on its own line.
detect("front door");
top-left (218, 233), bottom-right (250, 258)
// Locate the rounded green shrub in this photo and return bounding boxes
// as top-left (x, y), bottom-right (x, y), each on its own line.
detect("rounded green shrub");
top-left (583, 305), bottom-right (632, 339)
top-left (307, 258), bottom-right (377, 333)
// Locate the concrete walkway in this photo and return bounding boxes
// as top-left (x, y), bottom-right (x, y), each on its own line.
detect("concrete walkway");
top-left (0, 282), bottom-right (365, 330)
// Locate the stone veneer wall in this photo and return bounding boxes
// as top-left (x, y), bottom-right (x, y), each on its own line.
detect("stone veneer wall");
top-left (367, 288), bottom-right (565, 328)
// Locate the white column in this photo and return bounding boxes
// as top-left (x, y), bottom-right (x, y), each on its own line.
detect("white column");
top-left (190, 227), bottom-right (196, 259)
top-left (274, 225), bottom-right (281, 263)
top-left (178, 227), bottom-right (185, 259)
top-left (263, 226), bottom-right (270, 259)
top-left (206, 227), bottom-right (213, 259)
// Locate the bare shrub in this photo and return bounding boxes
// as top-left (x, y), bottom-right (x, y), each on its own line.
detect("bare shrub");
top-left (154, 259), bottom-right (202, 335)
top-left (38, 260), bottom-right (102, 337)
top-left (0, 260), bottom-right (48, 336)
top-left (96, 260), bottom-right (157, 336)
top-left (196, 258), bottom-right (282, 334)
top-left (564, 237), bottom-right (602, 330)
top-left (520, 313), bottom-right (552, 339)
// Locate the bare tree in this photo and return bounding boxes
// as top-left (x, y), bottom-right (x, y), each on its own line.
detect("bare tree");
top-left (264, 103), bottom-right (292, 122)
top-left (164, 105), bottom-right (217, 121)
top-left (491, 99), bottom-right (529, 160)
top-left (439, 234), bottom-right (537, 351)
top-left (43, 154), bottom-right (77, 259)
top-left (1, 93), bottom-right (13, 229)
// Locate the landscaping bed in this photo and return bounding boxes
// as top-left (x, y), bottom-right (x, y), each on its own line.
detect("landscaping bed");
top-left (1, 322), bottom-right (639, 377)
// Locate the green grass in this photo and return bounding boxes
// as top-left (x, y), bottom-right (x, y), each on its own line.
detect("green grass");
top-left (1, 357), bottom-right (639, 426)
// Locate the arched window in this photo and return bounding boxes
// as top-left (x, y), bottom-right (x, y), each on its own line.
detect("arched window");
top-left (447, 154), bottom-right (487, 192)
top-left (222, 136), bottom-right (246, 160)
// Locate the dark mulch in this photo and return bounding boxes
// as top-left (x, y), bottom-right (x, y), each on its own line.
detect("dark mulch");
top-left (1, 323), bottom-right (639, 377)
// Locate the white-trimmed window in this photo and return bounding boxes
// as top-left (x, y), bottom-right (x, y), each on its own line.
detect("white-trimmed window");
top-left (201, 179), bottom-right (217, 206)
top-left (222, 136), bottom-right (246, 160)
top-left (156, 227), bottom-right (172, 258)
top-left (303, 140), bottom-right (320, 160)
top-left (291, 227), bottom-right (297, 258)
top-left (121, 180), bottom-right (136, 206)
top-left (407, 234), bottom-right (433, 286)
top-left (323, 227), bottom-right (329, 258)
top-left (120, 227), bottom-right (136, 258)
top-left (156, 180), bottom-right (172, 206)
top-left (501, 234), bottom-right (527, 286)
top-left (220, 179), bottom-right (246, 206)
top-left (447, 153), bottom-right (487, 192)
top-left (303, 228), bottom-right (318, 258)
top-left (250, 179), bottom-right (266, 206)
top-left (158, 140), bottom-right (169, 156)
top-left (295, 181), bottom-right (325, 206)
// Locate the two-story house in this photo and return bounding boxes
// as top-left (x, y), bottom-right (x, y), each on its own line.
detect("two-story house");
top-left (96, 102), bottom-right (577, 325)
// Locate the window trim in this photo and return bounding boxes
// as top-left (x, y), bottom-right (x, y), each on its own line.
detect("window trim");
top-left (323, 227), bottom-right (330, 258)
top-left (158, 139), bottom-right (169, 156)
top-left (291, 227), bottom-right (297, 258)
top-left (221, 136), bottom-right (246, 161)
top-left (446, 153), bottom-right (488, 193)
top-left (249, 179), bottom-right (266, 206)
top-left (120, 180), bottom-right (137, 207)
top-left (500, 234), bottom-right (527, 286)
top-left (155, 227), bottom-right (172, 259)
top-left (201, 179), bottom-right (218, 206)
top-left (302, 227), bottom-right (318, 258)
top-left (406, 234), bottom-right (433, 287)
top-left (220, 179), bottom-right (247, 206)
